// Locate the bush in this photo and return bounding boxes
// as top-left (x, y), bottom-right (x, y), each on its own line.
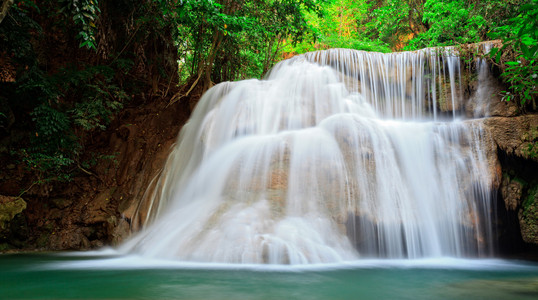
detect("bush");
top-left (489, 0), bottom-right (538, 108)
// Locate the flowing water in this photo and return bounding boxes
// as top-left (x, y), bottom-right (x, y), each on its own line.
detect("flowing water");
top-left (122, 47), bottom-right (498, 263)
top-left (2, 46), bottom-right (537, 299)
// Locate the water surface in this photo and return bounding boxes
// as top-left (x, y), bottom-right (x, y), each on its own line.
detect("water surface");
top-left (1, 253), bottom-right (537, 299)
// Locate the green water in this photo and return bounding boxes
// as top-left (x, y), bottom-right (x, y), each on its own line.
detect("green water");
top-left (1, 253), bottom-right (538, 299)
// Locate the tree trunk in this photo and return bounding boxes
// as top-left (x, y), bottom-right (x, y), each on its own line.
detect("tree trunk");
top-left (201, 30), bottom-right (224, 91)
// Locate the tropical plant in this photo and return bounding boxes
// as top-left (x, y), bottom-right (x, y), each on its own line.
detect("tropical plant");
top-left (489, 0), bottom-right (537, 108)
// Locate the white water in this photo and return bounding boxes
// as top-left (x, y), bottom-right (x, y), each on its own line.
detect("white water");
top-left (472, 43), bottom-right (494, 118)
top-left (48, 252), bottom-right (538, 272)
top-left (121, 48), bottom-right (498, 264)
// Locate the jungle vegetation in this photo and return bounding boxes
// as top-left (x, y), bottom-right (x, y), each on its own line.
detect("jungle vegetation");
top-left (0, 0), bottom-right (536, 187)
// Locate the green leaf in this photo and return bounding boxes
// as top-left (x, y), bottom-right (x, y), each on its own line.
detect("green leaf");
top-left (520, 44), bottom-right (531, 58)
top-left (496, 49), bottom-right (502, 63)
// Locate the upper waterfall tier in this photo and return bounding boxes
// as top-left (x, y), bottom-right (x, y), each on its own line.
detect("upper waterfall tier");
top-left (267, 44), bottom-right (497, 120)
top-left (120, 46), bottom-right (499, 264)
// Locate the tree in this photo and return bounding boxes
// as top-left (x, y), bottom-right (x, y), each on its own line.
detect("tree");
top-left (0, 0), bottom-right (178, 184)
top-left (157, 0), bottom-right (321, 95)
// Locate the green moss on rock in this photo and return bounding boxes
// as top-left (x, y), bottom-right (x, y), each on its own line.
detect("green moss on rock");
top-left (519, 183), bottom-right (538, 244)
top-left (0, 196), bottom-right (27, 231)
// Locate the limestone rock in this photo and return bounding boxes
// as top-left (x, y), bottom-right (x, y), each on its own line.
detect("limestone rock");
top-left (437, 80), bottom-right (463, 113)
top-left (484, 114), bottom-right (538, 162)
top-left (0, 195), bottom-right (26, 230)
top-left (501, 176), bottom-right (524, 211)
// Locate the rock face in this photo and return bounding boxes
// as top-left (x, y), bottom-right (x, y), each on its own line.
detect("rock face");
top-left (484, 115), bottom-right (538, 162)
top-left (0, 96), bottom-right (192, 252)
top-left (484, 114), bottom-right (538, 248)
top-left (501, 176), bottom-right (524, 211)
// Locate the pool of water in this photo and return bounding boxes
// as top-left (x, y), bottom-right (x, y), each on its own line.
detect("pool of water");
top-left (1, 252), bottom-right (538, 299)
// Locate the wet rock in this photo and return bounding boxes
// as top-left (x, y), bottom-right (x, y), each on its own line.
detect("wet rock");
top-left (437, 80), bottom-right (463, 113)
top-left (91, 240), bottom-right (105, 248)
top-left (463, 59), bottom-right (518, 118)
top-left (484, 114), bottom-right (538, 162)
top-left (111, 218), bottom-right (131, 246)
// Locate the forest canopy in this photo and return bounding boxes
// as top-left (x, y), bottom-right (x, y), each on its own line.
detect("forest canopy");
top-left (0, 0), bottom-right (536, 187)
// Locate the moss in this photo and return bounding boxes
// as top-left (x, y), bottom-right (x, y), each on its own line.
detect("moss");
top-left (0, 197), bottom-right (27, 230)
top-left (503, 172), bottom-right (528, 188)
top-left (522, 183), bottom-right (538, 215)
top-left (520, 181), bottom-right (538, 243)
top-left (512, 176), bottom-right (529, 188)
top-left (522, 126), bottom-right (538, 159)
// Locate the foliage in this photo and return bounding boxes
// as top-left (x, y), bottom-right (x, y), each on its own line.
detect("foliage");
top-left (489, 0), bottom-right (538, 108)
top-left (1, 0), bottom-right (536, 188)
top-left (1, 1), bottom-right (128, 183)
top-left (368, 0), bottom-right (413, 48)
top-left (283, 0), bottom-right (523, 53)
top-left (16, 64), bottom-right (127, 182)
top-left (281, 0), bottom-right (391, 54)
top-left (402, 0), bottom-right (521, 50)
top-left (406, 0), bottom-right (483, 49)
top-left (156, 0), bottom-right (321, 85)
top-left (59, 0), bottom-right (101, 50)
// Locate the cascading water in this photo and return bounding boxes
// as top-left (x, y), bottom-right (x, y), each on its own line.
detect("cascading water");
top-left (120, 47), bottom-right (499, 264)
top-left (471, 43), bottom-right (494, 118)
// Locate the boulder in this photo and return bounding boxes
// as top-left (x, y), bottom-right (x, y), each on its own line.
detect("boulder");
top-left (0, 195), bottom-right (26, 231)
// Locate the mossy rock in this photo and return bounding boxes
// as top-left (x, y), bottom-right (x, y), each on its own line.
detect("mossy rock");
top-left (0, 196), bottom-right (27, 231)
top-left (520, 184), bottom-right (538, 244)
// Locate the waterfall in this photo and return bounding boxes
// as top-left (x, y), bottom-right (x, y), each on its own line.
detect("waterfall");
top-left (471, 43), bottom-right (494, 118)
top-left (120, 47), bottom-right (499, 264)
